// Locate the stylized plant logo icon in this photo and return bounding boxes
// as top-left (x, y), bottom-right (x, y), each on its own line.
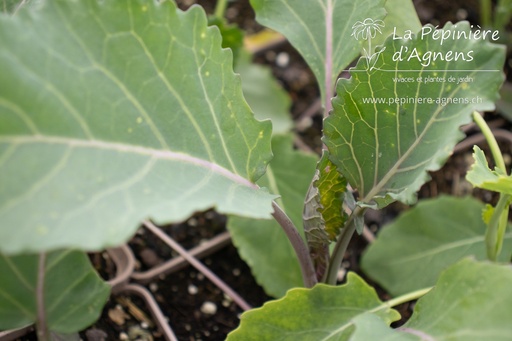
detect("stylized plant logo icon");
top-left (352, 18), bottom-right (386, 70)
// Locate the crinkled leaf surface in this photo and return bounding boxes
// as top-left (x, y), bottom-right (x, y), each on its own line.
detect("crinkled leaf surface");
top-left (0, 0), bottom-right (276, 254)
top-left (314, 152), bottom-right (347, 240)
top-left (228, 134), bottom-right (317, 297)
top-left (467, 145), bottom-right (512, 194)
top-left (0, 250), bottom-right (110, 332)
top-left (249, 0), bottom-right (386, 102)
top-left (324, 22), bottom-right (505, 208)
top-left (303, 151), bottom-right (347, 279)
top-left (400, 259), bottom-right (512, 341)
top-left (236, 51), bottom-right (292, 135)
top-left (227, 272), bottom-right (400, 341)
top-left (361, 196), bottom-right (512, 296)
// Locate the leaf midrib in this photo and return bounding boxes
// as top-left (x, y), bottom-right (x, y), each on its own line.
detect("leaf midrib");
top-left (362, 64), bottom-right (478, 204)
top-left (1, 134), bottom-right (255, 188)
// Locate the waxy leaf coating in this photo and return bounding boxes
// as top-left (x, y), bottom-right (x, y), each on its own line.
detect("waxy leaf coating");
top-left (0, 0), bottom-right (276, 254)
top-left (250, 0), bottom-right (386, 103)
top-left (354, 260), bottom-right (512, 341)
top-left (361, 196), bottom-right (512, 296)
top-left (402, 259), bottom-right (512, 341)
top-left (324, 22), bottom-right (505, 207)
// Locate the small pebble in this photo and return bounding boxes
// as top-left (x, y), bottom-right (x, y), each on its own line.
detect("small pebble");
top-left (200, 301), bottom-right (217, 315)
top-left (337, 268), bottom-right (347, 282)
top-left (149, 282), bottom-right (158, 292)
top-left (188, 217), bottom-right (198, 226)
top-left (188, 284), bottom-right (199, 295)
top-left (119, 332), bottom-right (129, 340)
top-left (108, 307), bottom-right (129, 326)
top-left (504, 154), bottom-right (511, 166)
top-left (456, 8), bottom-right (468, 20)
top-left (276, 52), bottom-right (290, 67)
top-left (232, 268), bottom-right (241, 276)
top-left (197, 273), bottom-right (205, 281)
top-left (141, 321), bottom-right (149, 329)
top-left (140, 248), bottom-right (162, 267)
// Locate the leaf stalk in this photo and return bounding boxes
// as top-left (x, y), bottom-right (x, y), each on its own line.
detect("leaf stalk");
top-left (36, 252), bottom-right (50, 341)
top-left (272, 202), bottom-right (318, 288)
top-left (382, 287), bottom-right (432, 309)
top-left (472, 112), bottom-right (506, 171)
top-left (472, 111), bottom-right (511, 261)
top-left (479, 0), bottom-right (493, 28)
top-left (325, 206), bottom-right (366, 285)
top-left (214, 0), bottom-right (228, 20)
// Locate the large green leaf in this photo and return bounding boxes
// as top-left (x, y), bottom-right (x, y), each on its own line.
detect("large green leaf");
top-left (401, 259), bottom-right (512, 341)
top-left (0, 250), bottom-right (110, 332)
top-left (0, 0), bottom-right (277, 254)
top-left (361, 196), bottom-right (512, 296)
top-left (467, 145), bottom-right (512, 194)
top-left (353, 259), bottom-right (512, 341)
top-left (249, 0), bottom-right (386, 103)
top-left (228, 134), bottom-right (318, 297)
top-left (324, 22), bottom-right (505, 208)
top-left (227, 272), bottom-right (400, 340)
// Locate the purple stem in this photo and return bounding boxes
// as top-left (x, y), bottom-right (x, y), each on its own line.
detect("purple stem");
top-left (143, 220), bottom-right (252, 311)
top-left (36, 253), bottom-right (49, 341)
top-left (324, 0), bottom-right (334, 115)
top-left (272, 202), bottom-right (318, 288)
